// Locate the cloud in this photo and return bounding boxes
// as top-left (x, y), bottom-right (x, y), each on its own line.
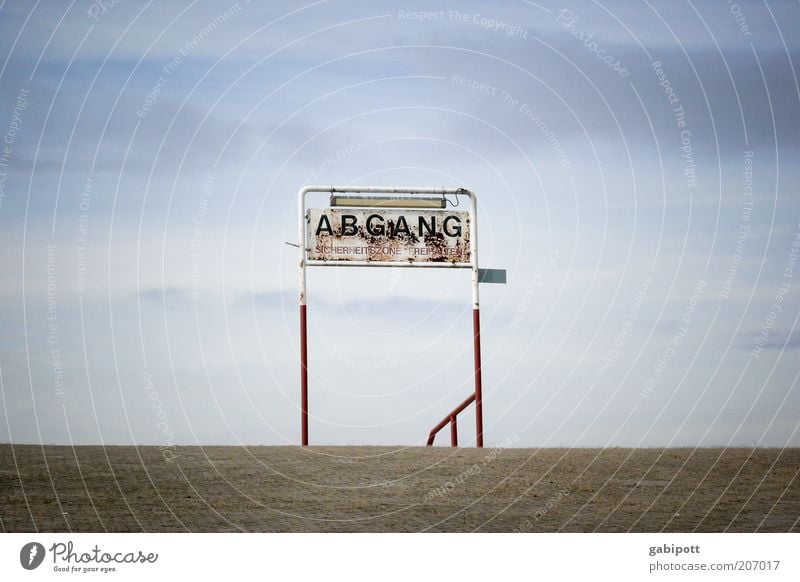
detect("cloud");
top-left (745, 329), bottom-right (800, 351)
top-left (138, 286), bottom-right (193, 308)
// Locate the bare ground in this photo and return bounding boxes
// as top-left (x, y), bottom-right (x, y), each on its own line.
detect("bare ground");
top-left (1, 445), bottom-right (798, 532)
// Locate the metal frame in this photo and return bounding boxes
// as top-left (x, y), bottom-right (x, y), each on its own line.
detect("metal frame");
top-left (298, 185), bottom-right (484, 447)
top-left (426, 393), bottom-right (475, 446)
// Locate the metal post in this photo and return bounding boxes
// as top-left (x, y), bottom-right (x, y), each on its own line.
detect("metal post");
top-left (300, 304), bottom-right (308, 446)
top-left (473, 308), bottom-right (483, 448)
top-left (465, 190), bottom-right (484, 448)
top-left (298, 187), bottom-right (311, 446)
top-left (450, 415), bottom-right (458, 447)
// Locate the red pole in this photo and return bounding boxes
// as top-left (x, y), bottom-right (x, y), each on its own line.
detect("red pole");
top-left (473, 308), bottom-right (483, 447)
top-left (450, 415), bottom-right (458, 447)
top-left (300, 304), bottom-right (308, 446)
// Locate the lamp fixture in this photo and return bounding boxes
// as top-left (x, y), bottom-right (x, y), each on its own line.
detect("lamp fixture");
top-left (329, 195), bottom-right (446, 209)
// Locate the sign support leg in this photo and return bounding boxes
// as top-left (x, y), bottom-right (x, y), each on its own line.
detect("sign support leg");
top-left (300, 304), bottom-right (308, 446)
top-left (473, 308), bottom-right (484, 448)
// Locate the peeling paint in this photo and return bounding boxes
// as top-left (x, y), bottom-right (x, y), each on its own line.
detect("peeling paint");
top-left (307, 208), bottom-right (471, 264)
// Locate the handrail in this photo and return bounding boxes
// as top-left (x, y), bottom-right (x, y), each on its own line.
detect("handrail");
top-left (426, 393), bottom-right (476, 447)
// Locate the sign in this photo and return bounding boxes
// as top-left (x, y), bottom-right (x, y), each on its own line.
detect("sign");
top-left (478, 268), bottom-right (507, 284)
top-left (306, 208), bottom-right (471, 265)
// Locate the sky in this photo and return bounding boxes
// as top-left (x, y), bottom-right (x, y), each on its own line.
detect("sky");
top-left (0, 0), bottom-right (798, 448)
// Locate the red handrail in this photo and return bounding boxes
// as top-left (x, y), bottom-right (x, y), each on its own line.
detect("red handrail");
top-left (426, 393), bottom-right (476, 447)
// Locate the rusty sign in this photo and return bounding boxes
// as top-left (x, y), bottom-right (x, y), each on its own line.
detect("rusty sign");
top-left (306, 208), bottom-right (471, 265)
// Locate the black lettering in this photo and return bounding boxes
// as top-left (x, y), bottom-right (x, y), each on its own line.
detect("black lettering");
top-left (341, 214), bottom-right (358, 236)
top-left (392, 215), bottom-right (411, 237)
top-left (366, 214), bottom-right (385, 236)
top-left (316, 215), bottom-right (333, 236)
top-left (418, 215), bottom-right (436, 236)
top-left (443, 215), bottom-right (461, 237)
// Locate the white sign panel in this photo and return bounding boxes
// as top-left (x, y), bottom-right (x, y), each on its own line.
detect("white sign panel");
top-left (307, 208), bottom-right (471, 265)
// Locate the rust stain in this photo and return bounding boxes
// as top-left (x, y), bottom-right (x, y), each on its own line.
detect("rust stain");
top-left (307, 209), bottom-right (470, 264)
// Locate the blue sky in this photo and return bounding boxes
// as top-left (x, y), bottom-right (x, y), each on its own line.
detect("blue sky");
top-left (0, 0), bottom-right (798, 447)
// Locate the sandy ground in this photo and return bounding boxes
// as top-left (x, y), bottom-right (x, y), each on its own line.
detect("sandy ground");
top-left (1, 445), bottom-right (797, 532)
